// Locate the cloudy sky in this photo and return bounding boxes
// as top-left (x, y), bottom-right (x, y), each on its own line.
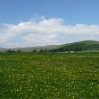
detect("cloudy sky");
top-left (0, 0), bottom-right (99, 48)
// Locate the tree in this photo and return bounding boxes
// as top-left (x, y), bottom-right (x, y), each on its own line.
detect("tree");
top-left (39, 49), bottom-right (43, 52)
top-left (74, 48), bottom-right (78, 52)
top-left (33, 49), bottom-right (36, 53)
top-left (83, 46), bottom-right (88, 50)
top-left (6, 49), bottom-right (16, 52)
top-left (17, 50), bottom-right (21, 52)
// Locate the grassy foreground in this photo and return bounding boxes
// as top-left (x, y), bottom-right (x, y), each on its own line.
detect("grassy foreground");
top-left (0, 52), bottom-right (99, 99)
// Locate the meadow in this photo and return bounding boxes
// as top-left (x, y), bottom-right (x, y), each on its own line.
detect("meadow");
top-left (0, 52), bottom-right (99, 99)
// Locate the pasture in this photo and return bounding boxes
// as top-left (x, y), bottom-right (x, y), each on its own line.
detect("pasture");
top-left (0, 52), bottom-right (99, 99)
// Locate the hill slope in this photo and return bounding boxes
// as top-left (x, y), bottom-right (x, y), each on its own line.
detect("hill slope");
top-left (0, 40), bottom-right (99, 52)
top-left (52, 40), bottom-right (99, 52)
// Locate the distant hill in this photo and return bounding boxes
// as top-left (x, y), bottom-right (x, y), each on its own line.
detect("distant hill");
top-left (2, 45), bottom-right (60, 52)
top-left (0, 48), bottom-right (7, 52)
top-left (51, 40), bottom-right (99, 52)
top-left (0, 40), bottom-right (99, 52)
top-left (12, 45), bottom-right (60, 52)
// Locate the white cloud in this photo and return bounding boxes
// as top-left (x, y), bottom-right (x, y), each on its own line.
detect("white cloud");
top-left (0, 16), bottom-right (99, 48)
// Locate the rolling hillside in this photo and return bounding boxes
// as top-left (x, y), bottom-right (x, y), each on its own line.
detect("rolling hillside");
top-left (0, 40), bottom-right (99, 52)
top-left (51, 40), bottom-right (99, 52)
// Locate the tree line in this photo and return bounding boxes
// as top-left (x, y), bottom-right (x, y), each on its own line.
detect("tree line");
top-left (6, 46), bottom-right (88, 53)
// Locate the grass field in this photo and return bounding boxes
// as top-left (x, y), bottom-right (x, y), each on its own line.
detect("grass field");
top-left (0, 52), bottom-right (99, 99)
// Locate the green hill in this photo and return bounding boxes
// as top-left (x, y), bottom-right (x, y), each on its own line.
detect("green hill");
top-left (0, 40), bottom-right (99, 52)
top-left (51, 40), bottom-right (99, 52)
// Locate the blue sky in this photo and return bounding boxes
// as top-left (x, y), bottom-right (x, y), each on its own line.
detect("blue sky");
top-left (0, 0), bottom-right (99, 48)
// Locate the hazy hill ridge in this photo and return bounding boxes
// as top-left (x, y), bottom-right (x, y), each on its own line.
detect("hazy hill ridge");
top-left (0, 40), bottom-right (99, 52)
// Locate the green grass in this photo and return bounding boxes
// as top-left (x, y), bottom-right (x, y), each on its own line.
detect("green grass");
top-left (0, 52), bottom-right (99, 99)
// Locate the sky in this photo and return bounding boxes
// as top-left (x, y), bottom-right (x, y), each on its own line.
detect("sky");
top-left (0, 0), bottom-right (99, 48)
